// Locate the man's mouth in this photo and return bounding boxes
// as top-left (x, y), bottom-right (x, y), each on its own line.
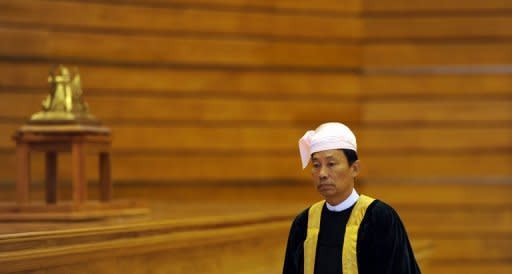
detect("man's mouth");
top-left (317, 184), bottom-right (334, 190)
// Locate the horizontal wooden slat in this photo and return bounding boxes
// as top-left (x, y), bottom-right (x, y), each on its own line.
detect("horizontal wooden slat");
top-left (362, 74), bottom-right (512, 96)
top-left (409, 224), bottom-right (512, 237)
top-left (363, 0), bottom-right (512, 12)
top-left (362, 182), bottom-right (512, 206)
top-left (0, 62), bottom-right (360, 97)
top-left (0, 153), bottom-right (308, 183)
top-left (2, 183), bottom-right (506, 209)
top-left (357, 127), bottom-right (512, 151)
top-left (0, 93), bottom-right (361, 123)
top-left (0, 219), bottom-right (290, 274)
top-left (100, 183), bottom-right (512, 206)
top-left (0, 0), bottom-right (360, 40)
top-left (0, 124), bottom-right (304, 152)
top-left (0, 152), bottom-right (510, 183)
top-left (0, 27), bottom-right (360, 68)
top-left (399, 209), bottom-right (512, 231)
top-left (362, 153), bottom-right (512, 178)
top-left (2, 123), bottom-right (510, 152)
top-left (364, 43), bottom-right (512, 67)
top-left (364, 16), bottom-right (512, 39)
top-left (431, 239), bottom-right (512, 260)
top-left (362, 99), bottom-right (512, 122)
top-left (105, 0), bottom-right (362, 13)
top-left (430, 262), bottom-right (512, 274)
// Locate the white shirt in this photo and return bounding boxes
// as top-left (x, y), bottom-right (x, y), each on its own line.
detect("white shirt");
top-left (325, 189), bottom-right (359, 212)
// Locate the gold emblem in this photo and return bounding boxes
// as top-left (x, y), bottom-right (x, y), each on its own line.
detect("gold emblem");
top-left (30, 65), bottom-right (98, 124)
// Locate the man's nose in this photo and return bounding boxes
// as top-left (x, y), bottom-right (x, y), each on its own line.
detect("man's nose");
top-left (318, 166), bottom-right (328, 179)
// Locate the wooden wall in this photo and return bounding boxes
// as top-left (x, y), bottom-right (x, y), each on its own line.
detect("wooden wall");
top-left (360, 1), bottom-right (512, 273)
top-left (1, 0), bottom-right (510, 186)
top-left (359, 0), bottom-right (512, 182)
top-left (0, 0), bottom-right (362, 185)
top-left (0, 1), bottom-right (511, 273)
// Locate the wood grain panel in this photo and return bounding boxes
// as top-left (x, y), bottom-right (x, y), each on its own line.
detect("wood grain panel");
top-left (105, 0), bottom-right (362, 13)
top-left (0, 0), bottom-right (360, 39)
top-left (399, 209), bottom-right (512, 231)
top-left (0, 123), bottom-right (300, 151)
top-left (362, 74), bottom-right (512, 96)
top-left (0, 93), bottom-right (361, 123)
top-left (0, 62), bottom-right (360, 97)
top-left (362, 99), bottom-right (512, 122)
top-left (362, 153), bottom-right (512, 178)
top-left (97, 183), bottom-right (512, 206)
top-left (2, 123), bottom-right (510, 152)
top-left (357, 127), bottom-right (512, 151)
top-left (105, 126), bottom-right (305, 152)
top-left (430, 263), bottom-right (512, 274)
top-left (364, 16), bottom-right (512, 39)
top-left (406, 216), bottom-right (512, 235)
top-left (0, 27), bottom-right (360, 68)
top-left (0, 218), bottom-right (291, 274)
top-left (3, 183), bottom-right (505, 211)
top-left (364, 43), bottom-right (512, 67)
top-left (362, 182), bottom-right (512, 206)
top-left (363, 0), bottom-right (512, 12)
top-left (0, 152), bottom-right (308, 183)
top-left (0, 152), bottom-right (509, 183)
top-left (431, 239), bottom-right (512, 260)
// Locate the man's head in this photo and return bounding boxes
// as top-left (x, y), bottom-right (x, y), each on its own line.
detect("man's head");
top-left (298, 122), bottom-right (360, 204)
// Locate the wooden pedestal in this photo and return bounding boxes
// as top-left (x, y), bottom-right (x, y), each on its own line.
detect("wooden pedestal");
top-left (2, 124), bottom-right (148, 221)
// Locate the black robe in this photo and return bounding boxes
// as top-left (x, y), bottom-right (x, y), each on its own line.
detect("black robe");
top-left (283, 200), bottom-right (421, 274)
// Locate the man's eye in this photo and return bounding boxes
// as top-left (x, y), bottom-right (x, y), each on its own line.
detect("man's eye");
top-left (328, 162), bottom-right (336, 166)
top-left (312, 163), bottom-right (320, 168)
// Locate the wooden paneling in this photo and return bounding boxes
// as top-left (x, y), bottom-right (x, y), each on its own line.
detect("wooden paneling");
top-left (364, 16), bottom-right (512, 40)
top-left (363, 0), bottom-right (512, 12)
top-left (0, 0), bottom-right (360, 40)
top-left (357, 127), bottom-right (512, 151)
top-left (430, 263), bottom-right (512, 274)
top-left (0, 214), bottom-right (292, 274)
top-left (364, 182), bottom-right (512, 274)
top-left (0, 27), bottom-right (360, 68)
top-left (0, 152), bottom-right (308, 183)
top-left (0, 182), bottom-right (507, 274)
top-left (362, 74), bottom-right (512, 96)
top-left (0, 93), bottom-right (361, 123)
top-left (105, 0), bottom-right (362, 13)
top-left (364, 43), bottom-right (512, 67)
top-left (362, 99), bottom-right (512, 123)
top-left (362, 153), bottom-right (512, 178)
top-left (0, 0), bottom-right (363, 191)
top-left (362, 183), bottom-right (512, 206)
top-left (5, 1), bottom-right (512, 274)
top-left (400, 209), bottom-right (512, 231)
top-left (431, 239), bottom-right (512, 260)
top-left (0, 124), bottom-right (300, 151)
top-left (2, 124), bottom-right (511, 152)
top-left (0, 151), bottom-right (509, 184)
top-left (0, 62), bottom-right (360, 97)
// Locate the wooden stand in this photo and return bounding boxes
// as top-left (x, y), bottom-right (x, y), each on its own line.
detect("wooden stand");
top-left (1, 124), bottom-right (148, 221)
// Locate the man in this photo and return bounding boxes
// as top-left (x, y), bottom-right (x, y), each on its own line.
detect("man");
top-left (283, 122), bottom-right (420, 274)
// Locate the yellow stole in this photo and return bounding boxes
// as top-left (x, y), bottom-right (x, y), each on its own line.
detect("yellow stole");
top-left (304, 195), bottom-right (375, 274)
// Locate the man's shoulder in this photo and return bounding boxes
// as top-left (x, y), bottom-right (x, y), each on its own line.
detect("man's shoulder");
top-left (367, 199), bottom-right (396, 214)
top-left (292, 207), bottom-right (309, 227)
top-left (365, 198), bottom-right (403, 226)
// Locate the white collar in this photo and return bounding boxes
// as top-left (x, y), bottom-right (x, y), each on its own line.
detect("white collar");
top-left (326, 189), bottom-right (359, 212)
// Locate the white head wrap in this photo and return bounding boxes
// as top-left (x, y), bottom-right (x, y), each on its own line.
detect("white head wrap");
top-left (298, 122), bottom-right (357, 169)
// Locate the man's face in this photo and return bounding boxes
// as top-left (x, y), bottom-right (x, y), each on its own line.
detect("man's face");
top-left (310, 149), bottom-right (359, 204)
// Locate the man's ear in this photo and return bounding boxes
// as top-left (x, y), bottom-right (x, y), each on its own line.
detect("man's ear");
top-left (350, 160), bottom-right (360, 177)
